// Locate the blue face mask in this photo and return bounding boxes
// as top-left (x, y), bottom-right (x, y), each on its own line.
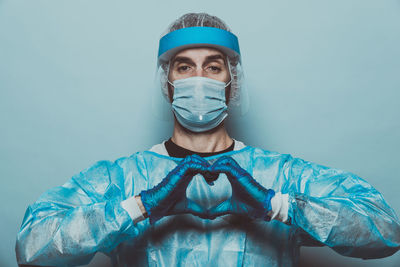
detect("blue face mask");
top-left (170, 76), bottom-right (229, 132)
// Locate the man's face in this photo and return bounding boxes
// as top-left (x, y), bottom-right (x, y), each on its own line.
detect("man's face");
top-left (168, 48), bottom-right (231, 100)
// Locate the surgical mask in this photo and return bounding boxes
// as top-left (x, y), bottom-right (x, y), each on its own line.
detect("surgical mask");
top-left (170, 76), bottom-right (230, 132)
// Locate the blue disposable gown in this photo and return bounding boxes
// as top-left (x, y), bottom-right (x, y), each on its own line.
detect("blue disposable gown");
top-left (16, 146), bottom-right (400, 266)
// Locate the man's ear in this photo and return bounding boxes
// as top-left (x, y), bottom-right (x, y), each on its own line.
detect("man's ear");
top-left (225, 85), bottom-right (231, 105)
top-left (168, 84), bottom-right (174, 103)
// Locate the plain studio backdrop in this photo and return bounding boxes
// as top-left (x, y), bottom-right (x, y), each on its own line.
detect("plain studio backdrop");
top-left (1, 1), bottom-right (399, 266)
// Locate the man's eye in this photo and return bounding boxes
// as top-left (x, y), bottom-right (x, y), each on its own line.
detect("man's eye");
top-left (207, 66), bottom-right (222, 73)
top-left (177, 65), bottom-right (190, 72)
top-left (207, 66), bottom-right (222, 72)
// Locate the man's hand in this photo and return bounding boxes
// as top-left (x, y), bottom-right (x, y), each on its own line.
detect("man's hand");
top-left (208, 156), bottom-right (275, 220)
top-left (140, 154), bottom-right (211, 224)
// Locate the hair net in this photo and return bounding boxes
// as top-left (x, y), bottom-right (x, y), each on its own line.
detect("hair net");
top-left (153, 13), bottom-right (249, 120)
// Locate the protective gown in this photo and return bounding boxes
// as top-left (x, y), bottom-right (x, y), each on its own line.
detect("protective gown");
top-left (16, 146), bottom-right (400, 266)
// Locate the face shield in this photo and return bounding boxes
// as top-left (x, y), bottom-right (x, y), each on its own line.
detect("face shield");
top-left (152, 26), bottom-right (249, 121)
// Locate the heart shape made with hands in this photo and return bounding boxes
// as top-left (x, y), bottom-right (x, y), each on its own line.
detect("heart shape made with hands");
top-left (186, 172), bottom-right (232, 211)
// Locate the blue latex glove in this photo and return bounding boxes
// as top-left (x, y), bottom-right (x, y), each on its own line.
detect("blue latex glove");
top-left (140, 154), bottom-right (212, 224)
top-left (208, 156), bottom-right (275, 220)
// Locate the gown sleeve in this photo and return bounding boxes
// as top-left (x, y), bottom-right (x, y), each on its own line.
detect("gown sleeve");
top-left (282, 155), bottom-right (400, 259)
top-left (15, 154), bottom-right (147, 266)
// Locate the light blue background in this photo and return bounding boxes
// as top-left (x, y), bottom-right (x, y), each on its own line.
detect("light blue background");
top-left (1, 1), bottom-right (399, 266)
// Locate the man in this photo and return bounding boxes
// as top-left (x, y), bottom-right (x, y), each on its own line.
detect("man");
top-left (16, 13), bottom-right (400, 266)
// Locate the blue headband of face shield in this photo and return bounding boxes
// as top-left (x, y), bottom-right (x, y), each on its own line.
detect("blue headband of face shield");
top-left (157, 27), bottom-right (241, 66)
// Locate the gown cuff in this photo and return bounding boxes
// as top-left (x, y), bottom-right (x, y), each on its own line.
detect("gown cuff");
top-left (269, 192), bottom-right (289, 223)
top-left (121, 196), bottom-right (145, 224)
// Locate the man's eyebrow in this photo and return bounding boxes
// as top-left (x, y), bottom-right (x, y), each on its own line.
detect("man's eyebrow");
top-left (171, 54), bottom-right (226, 65)
top-left (205, 54), bottom-right (225, 62)
top-left (171, 56), bottom-right (194, 65)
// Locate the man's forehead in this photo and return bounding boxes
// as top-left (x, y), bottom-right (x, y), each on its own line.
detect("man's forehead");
top-left (172, 47), bottom-right (226, 61)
